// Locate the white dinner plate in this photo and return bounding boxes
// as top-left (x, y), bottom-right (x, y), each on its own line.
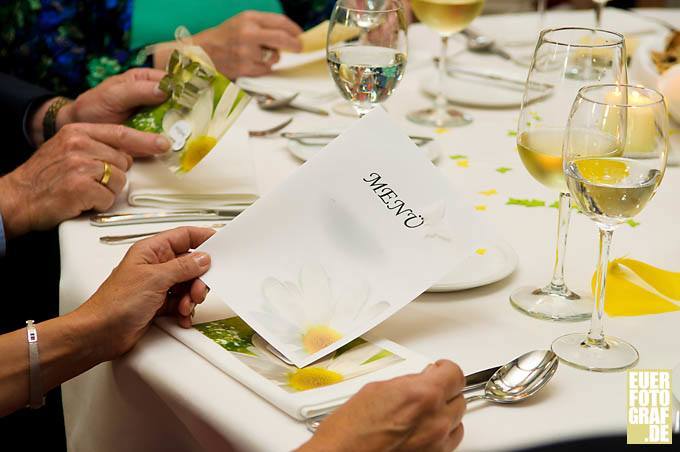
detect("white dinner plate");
top-left (286, 132), bottom-right (441, 162)
top-left (420, 71), bottom-right (552, 109)
top-left (673, 363), bottom-right (680, 404)
top-left (428, 239), bottom-right (518, 292)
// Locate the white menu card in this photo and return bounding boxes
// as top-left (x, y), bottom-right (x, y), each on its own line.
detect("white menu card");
top-left (199, 108), bottom-right (487, 367)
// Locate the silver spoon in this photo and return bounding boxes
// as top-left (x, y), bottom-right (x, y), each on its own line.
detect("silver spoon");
top-left (462, 29), bottom-right (511, 58)
top-left (304, 350), bottom-right (557, 433)
top-left (254, 92), bottom-right (330, 116)
top-left (248, 117), bottom-right (294, 137)
top-left (256, 92), bottom-right (300, 110)
top-left (465, 350), bottom-right (558, 404)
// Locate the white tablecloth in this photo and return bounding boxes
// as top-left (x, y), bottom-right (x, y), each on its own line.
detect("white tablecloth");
top-left (59, 9), bottom-right (680, 452)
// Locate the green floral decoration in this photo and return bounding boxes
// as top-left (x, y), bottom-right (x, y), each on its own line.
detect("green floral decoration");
top-left (86, 56), bottom-right (122, 88)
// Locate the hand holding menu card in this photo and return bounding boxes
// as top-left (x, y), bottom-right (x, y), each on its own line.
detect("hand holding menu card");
top-left (198, 108), bottom-right (488, 368)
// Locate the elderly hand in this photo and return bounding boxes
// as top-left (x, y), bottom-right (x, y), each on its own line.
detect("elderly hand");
top-left (29, 68), bottom-right (171, 147)
top-left (190, 11), bottom-right (303, 79)
top-left (0, 123), bottom-right (169, 238)
top-left (62, 68), bottom-right (170, 126)
top-left (76, 227), bottom-right (214, 361)
top-left (300, 360), bottom-right (466, 452)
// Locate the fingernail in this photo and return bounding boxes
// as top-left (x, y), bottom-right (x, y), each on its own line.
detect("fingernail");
top-left (192, 252), bottom-right (210, 268)
top-left (190, 303), bottom-right (196, 318)
top-left (203, 286), bottom-right (210, 297)
top-left (422, 363), bottom-right (434, 373)
top-left (154, 83), bottom-right (165, 96)
top-left (155, 135), bottom-right (171, 151)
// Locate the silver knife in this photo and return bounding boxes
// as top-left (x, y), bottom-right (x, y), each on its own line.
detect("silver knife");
top-left (444, 66), bottom-right (553, 93)
top-left (90, 209), bottom-right (243, 227)
top-left (99, 223), bottom-right (228, 244)
top-left (304, 364), bottom-right (501, 433)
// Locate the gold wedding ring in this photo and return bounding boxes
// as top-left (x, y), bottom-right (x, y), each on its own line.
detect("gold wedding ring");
top-left (100, 161), bottom-right (112, 186)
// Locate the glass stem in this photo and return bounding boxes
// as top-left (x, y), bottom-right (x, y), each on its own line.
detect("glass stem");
top-left (435, 35), bottom-right (449, 118)
top-left (538, 0), bottom-right (547, 30)
top-left (595, 3), bottom-right (604, 28)
top-left (546, 192), bottom-right (572, 294)
top-left (586, 227), bottom-right (613, 347)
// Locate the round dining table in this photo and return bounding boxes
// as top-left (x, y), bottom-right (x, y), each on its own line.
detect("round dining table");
top-left (58, 8), bottom-right (680, 452)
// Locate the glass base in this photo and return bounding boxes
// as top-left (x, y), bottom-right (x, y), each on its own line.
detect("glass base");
top-left (407, 107), bottom-right (472, 128)
top-left (552, 333), bottom-right (639, 372)
top-left (332, 102), bottom-right (360, 118)
top-left (510, 285), bottom-right (593, 322)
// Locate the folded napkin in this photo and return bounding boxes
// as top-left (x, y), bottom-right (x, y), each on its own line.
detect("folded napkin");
top-left (594, 258), bottom-right (680, 317)
top-left (128, 126), bottom-right (258, 210)
top-left (155, 302), bottom-right (428, 421)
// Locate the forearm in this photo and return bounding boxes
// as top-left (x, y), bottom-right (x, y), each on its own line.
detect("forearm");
top-left (0, 310), bottom-right (103, 416)
top-left (0, 175), bottom-right (29, 239)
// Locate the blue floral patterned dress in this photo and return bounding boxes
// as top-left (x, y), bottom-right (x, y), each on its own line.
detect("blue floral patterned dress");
top-left (0, 0), bottom-right (335, 97)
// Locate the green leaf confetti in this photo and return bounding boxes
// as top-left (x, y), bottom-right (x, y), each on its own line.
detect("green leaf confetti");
top-left (449, 154), bottom-right (467, 160)
top-left (507, 130), bottom-right (517, 137)
top-left (496, 167), bottom-right (512, 174)
top-left (626, 219), bottom-right (641, 228)
top-left (506, 198), bottom-right (545, 208)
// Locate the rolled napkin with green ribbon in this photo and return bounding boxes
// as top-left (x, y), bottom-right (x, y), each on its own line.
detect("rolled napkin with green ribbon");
top-left (127, 31), bottom-right (251, 174)
top-left (595, 258), bottom-right (680, 316)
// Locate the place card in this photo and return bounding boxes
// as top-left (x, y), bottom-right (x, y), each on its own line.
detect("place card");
top-left (198, 108), bottom-right (487, 367)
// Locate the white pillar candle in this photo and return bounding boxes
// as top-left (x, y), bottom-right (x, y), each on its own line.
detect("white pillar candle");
top-left (604, 88), bottom-right (657, 154)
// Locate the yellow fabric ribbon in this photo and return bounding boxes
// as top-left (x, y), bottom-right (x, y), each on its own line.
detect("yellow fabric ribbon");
top-left (593, 258), bottom-right (680, 316)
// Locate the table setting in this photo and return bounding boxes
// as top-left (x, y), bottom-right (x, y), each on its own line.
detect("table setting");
top-left (58, 3), bottom-right (680, 451)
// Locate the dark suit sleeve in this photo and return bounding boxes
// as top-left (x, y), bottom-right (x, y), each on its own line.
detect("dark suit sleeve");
top-left (0, 73), bottom-right (54, 171)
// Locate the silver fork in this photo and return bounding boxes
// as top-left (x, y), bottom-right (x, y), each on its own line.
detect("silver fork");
top-left (248, 117), bottom-right (294, 137)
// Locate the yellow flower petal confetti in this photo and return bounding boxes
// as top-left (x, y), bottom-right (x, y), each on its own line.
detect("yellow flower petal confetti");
top-left (475, 248), bottom-right (487, 255)
top-left (456, 160), bottom-right (469, 168)
top-left (435, 128), bottom-right (449, 134)
top-left (479, 189), bottom-right (498, 196)
top-left (474, 205), bottom-right (487, 211)
top-left (592, 258), bottom-right (680, 317)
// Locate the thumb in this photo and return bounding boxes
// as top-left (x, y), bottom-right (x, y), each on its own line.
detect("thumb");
top-left (157, 252), bottom-right (211, 286)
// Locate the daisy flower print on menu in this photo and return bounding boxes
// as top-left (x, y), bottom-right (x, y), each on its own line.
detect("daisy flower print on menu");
top-left (195, 317), bottom-right (403, 392)
top-left (250, 264), bottom-right (391, 360)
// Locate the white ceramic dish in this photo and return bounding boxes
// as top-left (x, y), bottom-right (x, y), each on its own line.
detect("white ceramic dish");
top-left (428, 239), bottom-right (517, 292)
top-left (420, 71), bottom-right (551, 109)
top-left (286, 132), bottom-right (441, 162)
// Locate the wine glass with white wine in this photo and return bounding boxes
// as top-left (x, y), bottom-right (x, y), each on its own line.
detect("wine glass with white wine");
top-left (553, 84), bottom-right (668, 371)
top-left (511, 28), bottom-right (627, 321)
top-left (327, 0), bottom-right (408, 117)
top-left (407, 0), bottom-right (485, 127)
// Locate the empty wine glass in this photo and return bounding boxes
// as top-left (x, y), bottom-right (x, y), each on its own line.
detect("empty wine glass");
top-left (553, 84), bottom-right (668, 371)
top-left (327, 0), bottom-right (408, 117)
